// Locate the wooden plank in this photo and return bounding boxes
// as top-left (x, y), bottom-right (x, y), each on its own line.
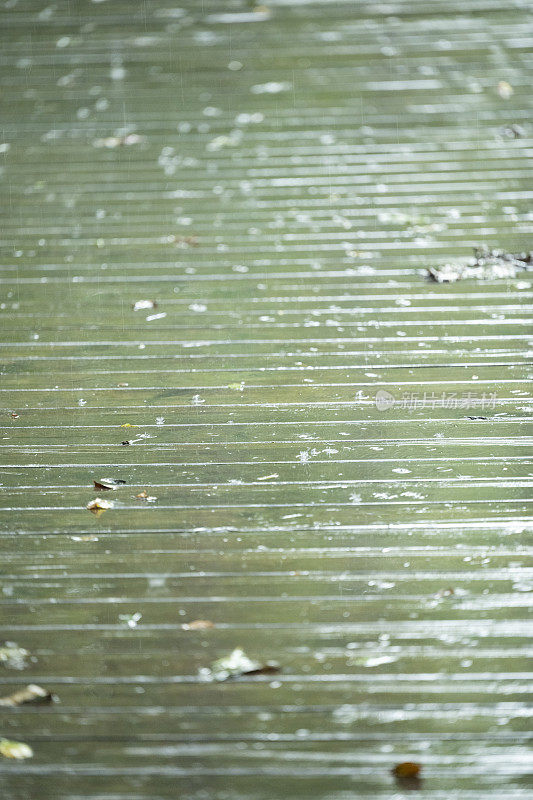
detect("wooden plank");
top-left (0, 0), bottom-right (531, 797)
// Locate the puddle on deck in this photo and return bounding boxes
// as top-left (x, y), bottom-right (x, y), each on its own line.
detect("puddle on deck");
top-left (0, 0), bottom-right (532, 798)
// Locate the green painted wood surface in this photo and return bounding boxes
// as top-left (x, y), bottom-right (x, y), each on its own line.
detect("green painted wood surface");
top-left (0, 1), bottom-right (531, 797)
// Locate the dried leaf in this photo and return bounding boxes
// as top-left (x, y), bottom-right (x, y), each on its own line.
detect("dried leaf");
top-left (0, 739), bottom-right (33, 760)
top-left (132, 300), bottom-right (156, 311)
top-left (10, 412), bottom-right (19, 419)
top-left (392, 762), bottom-right (422, 779)
top-left (120, 423), bottom-right (139, 428)
top-left (497, 80), bottom-right (513, 99)
top-left (134, 490), bottom-right (157, 501)
top-left (0, 684), bottom-right (54, 707)
top-left (86, 497), bottom-right (114, 516)
top-left (0, 643), bottom-right (29, 670)
top-left (93, 478), bottom-right (126, 491)
top-left (201, 648), bottom-right (280, 682)
top-left (182, 620), bottom-right (215, 631)
top-left (436, 587), bottom-right (455, 598)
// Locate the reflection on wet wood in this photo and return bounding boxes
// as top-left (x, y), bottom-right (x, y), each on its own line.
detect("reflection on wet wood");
top-left (0, 0), bottom-right (531, 797)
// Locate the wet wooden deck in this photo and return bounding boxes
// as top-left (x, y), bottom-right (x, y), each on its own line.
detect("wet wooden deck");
top-left (0, 0), bottom-right (532, 797)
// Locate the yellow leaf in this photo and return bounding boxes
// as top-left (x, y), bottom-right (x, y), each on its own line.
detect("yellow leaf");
top-left (0, 739), bottom-right (33, 760)
top-left (86, 497), bottom-right (114, 516)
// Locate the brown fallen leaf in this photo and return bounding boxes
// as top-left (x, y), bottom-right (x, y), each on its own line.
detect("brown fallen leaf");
top-left (201, 648), bottom-right (281, 682)
top-left (135, 491), bottom-right (157, 501)
top-left (182, 620), bottom-right (215, 631)
top-left (0, 684), bottom-right (54, 707)
top-left (435, 587), bottom-right (455, 598)
top-left (86, 497), bottom-right (114, 516)
top-left (244, 664), bottom-right (281, 676)
top-left (93, 478), bottom-right (126, 491)
top-left (10, 412), bottom-right (19, 419)
top-left (0, 739), bottom-right (33, 760)
top-left (392, 762), bottom-right (422, 779)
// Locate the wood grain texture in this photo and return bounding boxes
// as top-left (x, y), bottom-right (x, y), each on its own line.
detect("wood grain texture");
top-left (0, 1), bottom-right (531, 798)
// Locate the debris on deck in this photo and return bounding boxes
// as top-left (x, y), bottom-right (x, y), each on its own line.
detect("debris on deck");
top-left (0, 739), bottom-right (33, 760)
top-left (200, 648), bottom-right (281, 682)
top-left (0, 643), bottom-right (29, 671)
top-left (392, 761), bottom-right (423, 789)
top-left (182, 620), bottom-right (216, 631)
top-left (86, 497), bottom-right (114, 515)
top-left (427, 246), bottom-right (532, 283)
top-left (0, 684), bottom-right (55, 707)
top-left (132, 300), bottom-right (157, 311)
top-left (93, 478), bottom-right (126, 491)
